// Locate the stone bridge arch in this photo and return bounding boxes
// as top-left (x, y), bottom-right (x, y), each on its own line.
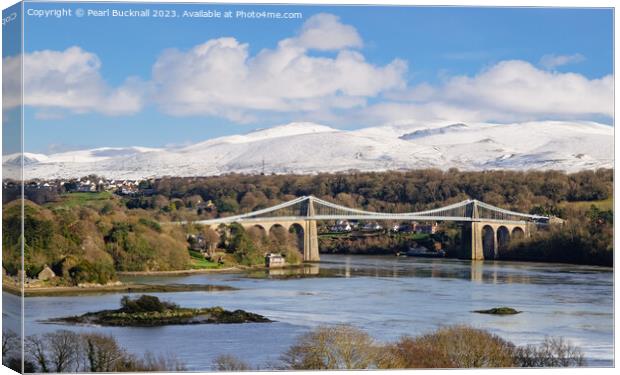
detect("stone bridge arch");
top-left (463, 222), bottom-right (530, 260)
top-left (482, 225), bottom-right (496, 259)
top-left (237, 220), bottom-right (319, 262)
top-left (496, 226), bottom-right (510, 255)
top-left (512, 227), bottom-right (525, 239)
top-left (247, 224), bottom-right (268, 238)
top-left (288, 223), bottom-right (305, 254)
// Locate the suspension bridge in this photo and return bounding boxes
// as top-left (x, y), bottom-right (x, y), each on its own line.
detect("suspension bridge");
top-left (181, 196), bottom-right (549, 262)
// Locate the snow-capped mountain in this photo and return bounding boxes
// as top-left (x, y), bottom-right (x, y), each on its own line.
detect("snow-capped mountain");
top-left (4, 120), bottom-right (613, 180)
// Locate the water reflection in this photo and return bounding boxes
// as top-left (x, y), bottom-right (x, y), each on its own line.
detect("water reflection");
top-left (470, 261), bottom-right (483, 282)
top-left (145, 255), bottom-right (610, 287)
top-left (264, 263), bottom-right (320, 277)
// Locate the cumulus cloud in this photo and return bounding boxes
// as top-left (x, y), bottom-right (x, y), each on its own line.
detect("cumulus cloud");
top-left (4, 15), bottom-right (611, 128)
top-left (151, 13), bottom-right (406, 121)
top-left (370, 59), bottom-right (613, 125)
top-left (3, 46), bottom-right (145, 116)
top-left (539, 53), bottom-right (585, 70)
top-left (295, 13), bottom-right (363, 50)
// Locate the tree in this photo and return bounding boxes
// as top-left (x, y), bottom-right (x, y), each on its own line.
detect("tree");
top-left (269, 225), bottom-right (289, 247)
top-left (240, 192), bottom-right (258, 212)
top-left (24, 330), bottom-right (187, 373)
top-left (120, 295), bottom-right (177, 313)
top-left (2, 330), bottom-right (19, 358)
top-left (25, 334), bottom-right (50, 372)
top-left (2, 330), bottom-right (21, 371)
top-left (514, 337), bottom-right (585, 367)
top-left (129, 351), bottom-right (186, 371)
top-left (378, 335), bottom-right (453, 368)
top-left (282, 325), bottom-right (378, 369)
top-left (44, 330), bottom-right (82, 372)
top-left (227, 223), bottom-right (262, 265)
top-left (81, 333), bottom-right (128, 372)
top-left (378, 326), bottom-right (516, 368)
top-left (213, 354), bottom-right (251, 371)
top-left (201, 226), bottom-right (221, 255)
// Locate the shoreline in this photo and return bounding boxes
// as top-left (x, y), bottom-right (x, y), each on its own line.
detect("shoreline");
top-left (2, 282), bottom-right (237, 297)
top-left (2, 263), bottom-right (306, 297)
top-left (118, 263), bottom-right (313, 277)
top-left (117, 266), bottom-right (246, 277)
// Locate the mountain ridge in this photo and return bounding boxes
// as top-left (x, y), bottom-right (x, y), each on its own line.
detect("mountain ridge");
top-left (5, 120), bottom-right (613, 180)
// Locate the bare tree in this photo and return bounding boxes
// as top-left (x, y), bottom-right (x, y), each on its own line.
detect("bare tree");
top-left (25, 334), bottom-right (49, 373)
top-left (81, 333), bottom-right (128, 372)
top-left (282, 325), bottom-right (378, 370)
top-left (514, 337), bottom-right (586, 367)
top-left (269, 225), bottom-right (289, 247)
top-left (377, 325), bottom-right (516, 369)
top-left (2, 330), bottom-right (19, 358)
top-left (133, 351), bottom-right (187, 371)
top-left (44, 330), bottom-right (81, 372)
top-left (201, 226), bottom-right (221, 256)
top-left (213, 354), bottom-right (251, 371)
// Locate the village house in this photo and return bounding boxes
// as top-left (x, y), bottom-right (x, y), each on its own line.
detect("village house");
top-left (187, 234), bottom-right (207, 252)
top-left (265, 253), bottom-right (286, 268)
top-left (330, 220), bottom-right (352, 232)
top-left (197, 200), bottom-right (216, 210)
top-left (76, 179), bottom-right (97, 192)
top-left (412, 222), bottom-right (439, 234)
top-left (361, 222), bottom-right (383, 231)
top-left (37, 265), bottom-right (56, 281)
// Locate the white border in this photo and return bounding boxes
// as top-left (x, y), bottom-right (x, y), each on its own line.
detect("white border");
top-left (0, 1), bottom-right (617, 375)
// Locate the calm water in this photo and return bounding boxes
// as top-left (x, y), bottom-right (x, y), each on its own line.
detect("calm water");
top-left (4, 255), bottom-right (614, 370)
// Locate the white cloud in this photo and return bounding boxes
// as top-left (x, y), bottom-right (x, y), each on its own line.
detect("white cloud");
top-left (3, 46), bottom-right (145, 116)
top-left (152, 14), bottom-right (406, 121)
top-left (539, 53), bottom-right (585, 70)
top-left (295, 13), bottom-right (363, 51)
top-left (3, 17), bottom-right (610, 129)
top-left (368, 60), bottom-right (613, 125)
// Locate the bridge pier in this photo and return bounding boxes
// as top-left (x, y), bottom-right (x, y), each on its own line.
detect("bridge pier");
top-left (460, 221), bottom-right (531, 260)
top-left (303, 220), bottom-right (320, 262)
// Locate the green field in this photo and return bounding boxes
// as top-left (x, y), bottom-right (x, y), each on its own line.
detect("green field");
top-left (560, 198), bottom-right (613, 211)
top-left (188, 250), bottom-right (221, 270)
top-left (47, 191), bottom-right (114, 209)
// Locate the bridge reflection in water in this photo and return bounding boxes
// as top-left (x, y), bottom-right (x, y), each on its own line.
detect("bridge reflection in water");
top-left (175, 196), bottom-right (549, 261)
top-left (246, 257), bottom-right (536, 285)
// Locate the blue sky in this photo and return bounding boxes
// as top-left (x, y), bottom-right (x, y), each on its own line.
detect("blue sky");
top-left (9, 2), bottom-right (615, 153)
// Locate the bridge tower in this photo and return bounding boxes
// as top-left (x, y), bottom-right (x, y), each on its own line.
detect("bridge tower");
top-left (304, 196), bottom-right (320, 262)
top-left (460, 200), bottom-right (483, 260)
top-left (460, 200), bottom-right (531, 260)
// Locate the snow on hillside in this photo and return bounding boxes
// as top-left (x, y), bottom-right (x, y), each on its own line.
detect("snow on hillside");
top-left (6, 121), bottom-right (613, 180)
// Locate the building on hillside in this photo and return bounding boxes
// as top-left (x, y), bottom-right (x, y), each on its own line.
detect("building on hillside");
top-left (412, 222), bottom-right (438, 234)
top-left (330, 220), bottom-right (352, 232)
top-left (265, 253), bottom-right (286, 268)
top-left (188, 234), bottom-right (207, 252)
top-left (361, 222), bottom-right (383, 231)
top-left (77, 182), bottom-right (97, 192)
top-left (37, 265), bottom-right (56, 281)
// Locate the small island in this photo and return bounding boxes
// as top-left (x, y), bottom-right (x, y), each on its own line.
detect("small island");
top-left (473, 307), bottom-right (521, 315)
top-left (48, 295), bottom-right (271, 327)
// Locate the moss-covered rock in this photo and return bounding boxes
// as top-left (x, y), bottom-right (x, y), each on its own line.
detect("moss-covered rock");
top-left (48, 295), bottom-right (271, 326)
top-left (473, 307), bottom-right (521, 315)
